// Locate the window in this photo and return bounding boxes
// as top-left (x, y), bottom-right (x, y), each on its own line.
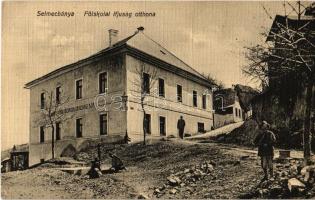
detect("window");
top-left (40, 93), bottom-right (45, 109)
top-left (235, 108), bottom-right (238, 117)
top-left (76, 118), bottom-right (83, 138)
top-left (239, 109), bottom-right (242, 118)
top-left (158, 78), bottom-right (165, 97)
top-left (202, 94), bottom-right (207, 109)
top-left (177, 85), bottom-right (182, 102)
top-left (56, 86), bottom-right (61, 104)
top-left (159, 116), bottom-right (166, 136)
top-left (99, 72), bottom-right (107, 94)
top-left (193, 91), bottom-right (198, 107)
top-left (100, 114), bottom-right (108, 135)
top-left (198, 123), bottom-right (205, 133)
top-left (144, 114), bottom-right (151, 134)
top-left (40, 126), bottom-right (45, 143)
top-left (56, 122), bottom-right (61, 140)
top-left (76, 79), bottom-right (83, 99)
top-left (143, 73), bottom-right (150, 94)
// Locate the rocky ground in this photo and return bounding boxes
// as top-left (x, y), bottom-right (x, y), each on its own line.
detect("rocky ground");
top-left (240, 158), bottom-right (315, 199)
top-left (1, 138), bottom-right (314, 199)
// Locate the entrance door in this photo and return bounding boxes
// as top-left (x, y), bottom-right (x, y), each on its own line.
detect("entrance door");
top-left (198, 122), bottom-right (205, 133)
top-left (159, 116), bottom-right (166, 136)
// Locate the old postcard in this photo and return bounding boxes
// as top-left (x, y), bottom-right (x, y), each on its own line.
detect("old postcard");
top-left (1, 1), bottom-right (315, 199)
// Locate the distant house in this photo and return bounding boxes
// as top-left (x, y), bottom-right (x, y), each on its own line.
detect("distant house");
top-left (213, 85), bottom-right (258, 129)
top-left (213, 88), bottom-right (243, 128)
top-left (1, 158), bottom-right (10, 173)
top-left (1, 144), bottom-right (29, 172)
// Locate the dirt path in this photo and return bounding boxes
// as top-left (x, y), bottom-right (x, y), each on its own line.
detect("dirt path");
top-left (2, 139), bottom-right (265, 199)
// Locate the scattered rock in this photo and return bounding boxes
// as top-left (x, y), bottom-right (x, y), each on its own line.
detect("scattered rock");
top-left (301, 166), bottom-right (309, 175)
top-left (154, 189), bottom-right (161, 194)
top-left (167, 176), bottom-right (180, 186)
top-left (288, 178), bottom-right (305, 193)
top-left (169, 189), bottom-right (177, 194)
top-left (289, 165), bottom-right (298, 175)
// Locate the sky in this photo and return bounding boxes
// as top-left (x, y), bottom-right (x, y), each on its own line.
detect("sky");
top-left (1, 1), bottom-right (308, 150)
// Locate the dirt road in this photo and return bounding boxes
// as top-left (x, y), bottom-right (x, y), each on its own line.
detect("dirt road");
top-left (2, 139), bottom-right (264, 199)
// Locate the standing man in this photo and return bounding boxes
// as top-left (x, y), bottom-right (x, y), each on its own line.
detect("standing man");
top-left (177, 116), bottom-right (186, 139)
top-left (254, 121), bottom-right (276, 180)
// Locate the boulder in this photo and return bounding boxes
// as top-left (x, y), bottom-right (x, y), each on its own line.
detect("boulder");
top-left (301, 166), bottom-right (309, 176)
top-left (137, 194), bottom-right (149, 199)
top-left (167, 176), bottom-right (180, 186)
top-left (169, 189), bottom-right (177, 194)
top-left (154, 189), bottom-right (161, 195)
top-left (288, 178), bottom-right (305, 193)
top-left (301, 165), bottom-right (315, 182)
top-left (289, 165), bottom-right (298, 175)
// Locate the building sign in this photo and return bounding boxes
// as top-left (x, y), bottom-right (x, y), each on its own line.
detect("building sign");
top-left (57, 102), bottom-right (95, 115)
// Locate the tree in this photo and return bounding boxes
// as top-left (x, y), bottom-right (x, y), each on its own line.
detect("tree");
top-left (132, 62), bottom-right (158, 145)
top-left (37, 86), bottom-right (70, 159)
top-left (202, 73), bottom-right (225, 91)
top-left (243, 2), bottom-right (315, 163)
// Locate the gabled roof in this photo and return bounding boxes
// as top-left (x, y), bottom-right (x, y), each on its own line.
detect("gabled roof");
top-left (25, 29), bottom-right (212, 88)
top-left (125, 31), bottom-right (206, 80)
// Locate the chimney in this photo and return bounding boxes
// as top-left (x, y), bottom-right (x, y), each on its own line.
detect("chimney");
top-left (108, 29), bottom-right (118, 47)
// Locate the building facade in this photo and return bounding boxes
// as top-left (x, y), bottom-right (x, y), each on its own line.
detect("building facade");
top-left (25, 27), bottom-right (214, 166)
top-left (213, 88), bottom-right (244, 128)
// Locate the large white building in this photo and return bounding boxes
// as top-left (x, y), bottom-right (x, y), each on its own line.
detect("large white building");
top-left (25, 27), bottom-right (214, 166)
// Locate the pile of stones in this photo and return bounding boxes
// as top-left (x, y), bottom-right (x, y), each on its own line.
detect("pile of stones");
top-left (243, 158), bottom-right (315, 198)
top-left (153, 161), bottom-right (216, 198)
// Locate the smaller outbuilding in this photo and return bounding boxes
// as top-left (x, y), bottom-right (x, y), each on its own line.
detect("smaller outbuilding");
top-left (213, 84), bottom-right (258, 129)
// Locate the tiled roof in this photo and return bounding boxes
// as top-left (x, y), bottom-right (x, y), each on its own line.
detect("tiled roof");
top-left (25, 29), bottom-right (211, 88)
top-left (125, 31), bottom-right (206, 80)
